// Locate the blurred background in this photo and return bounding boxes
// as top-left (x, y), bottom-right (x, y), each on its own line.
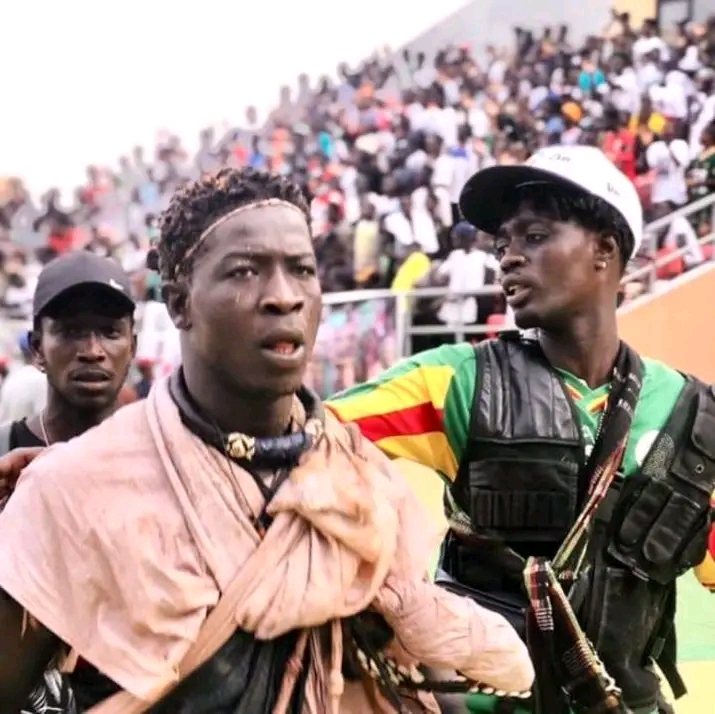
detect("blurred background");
top-left (1, 1), bottom-right (715, 401)
top-left (1, 1), bottom-right (714, 709)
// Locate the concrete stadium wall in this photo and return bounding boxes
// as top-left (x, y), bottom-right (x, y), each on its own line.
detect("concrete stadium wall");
top-left (618, 263), bottom-right (715, 382)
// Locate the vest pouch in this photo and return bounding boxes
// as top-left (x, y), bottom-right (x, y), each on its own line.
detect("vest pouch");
top-left (608, 393), bottom-right (715, 585)
top-left (469, 455), bottom-right (578, 544)
top-left (579, 564), bottom-right (666, 712)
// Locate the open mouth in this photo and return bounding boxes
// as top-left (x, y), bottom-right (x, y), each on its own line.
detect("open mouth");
top-left (264, 340), bottom-right (301, 356)
top-left (259, 332), bottom-right (306, 366)
top-left (503, 284), bottom-right (532, 308)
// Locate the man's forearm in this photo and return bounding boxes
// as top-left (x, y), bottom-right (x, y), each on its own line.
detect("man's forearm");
top-left (0, 591), bottom-right (59, 714)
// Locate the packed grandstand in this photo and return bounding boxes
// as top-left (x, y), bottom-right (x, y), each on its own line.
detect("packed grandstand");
top-left (0, 10), bottom-right (714, 398)
top-left (0, 8), bottom-right (715, 714)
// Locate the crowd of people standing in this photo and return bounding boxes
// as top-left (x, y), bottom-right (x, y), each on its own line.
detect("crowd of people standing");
top-left (0, 13), bottom-right (714, 398)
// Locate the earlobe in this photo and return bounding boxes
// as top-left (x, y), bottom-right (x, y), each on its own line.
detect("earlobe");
top-left (595, 235), bottom-right (620, 271)
top-left (162, 282), bottom-right (191, 330)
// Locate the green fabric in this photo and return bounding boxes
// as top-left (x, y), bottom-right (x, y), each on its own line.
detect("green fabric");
top-left (688, 147), bottom-right (715, 202)
top-left (557, 357), bottom-right (685, 479)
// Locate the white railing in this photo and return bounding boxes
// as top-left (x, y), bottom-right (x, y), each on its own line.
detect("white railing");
top-left (623, 192), bottom-right (715, 289)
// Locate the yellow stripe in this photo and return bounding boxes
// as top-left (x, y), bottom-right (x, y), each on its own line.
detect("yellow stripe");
top-left (330, 365), bottom-right (455, 423)
top-left (694, 552), bottom-right (715, 590)
top-left (377, 432), bottom-right (458, 482)
top-left (588, 394), bottom-right (608, 413)
top-left (395, 458), bottom-right (448, 531)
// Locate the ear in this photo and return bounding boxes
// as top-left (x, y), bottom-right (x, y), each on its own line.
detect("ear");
top-left (162, 281), bottom-right (192, 330)
top-left (594, 234), bottom-right (621, 271)
top-left (29, 329), bottom-right (45, 372)
top-left (130, 332), bottom-right (138, 359)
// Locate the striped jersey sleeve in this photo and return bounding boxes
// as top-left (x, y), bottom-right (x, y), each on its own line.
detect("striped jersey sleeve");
top-left (694, 494), bottom-right (715, 591)
top-left (325, 343), bottom-right (477, 482)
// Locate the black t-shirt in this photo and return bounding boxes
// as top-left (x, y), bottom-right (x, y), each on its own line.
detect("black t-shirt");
top-left (9, 419), bottom-right (45, 450)
top-left (4, 419), bottom-right (119, 712)
top-left (3, 421), bottom-right (78, 712)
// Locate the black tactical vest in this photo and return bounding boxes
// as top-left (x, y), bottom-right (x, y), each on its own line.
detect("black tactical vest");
top-left (444, 333), bottom-right (715, 713)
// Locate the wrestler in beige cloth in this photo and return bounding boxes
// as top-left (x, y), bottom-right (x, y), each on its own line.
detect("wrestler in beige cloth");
top-left (0, 376), bottom-right (532, 713)
top-left (0, 169), bottom-right (532, 714)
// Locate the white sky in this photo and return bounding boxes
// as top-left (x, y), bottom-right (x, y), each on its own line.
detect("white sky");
top-left (1, 0), bottom-right (468, 198)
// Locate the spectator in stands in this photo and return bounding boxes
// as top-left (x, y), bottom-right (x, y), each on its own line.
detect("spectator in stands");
top-left (1, 249), bottom-right (35, 320)
top-left (391, 243), bottom-right (432, 294)
top-left (433, 222), bottom-right (499, 331)
top-left (0, 334), bottom-right (46, 424)
top-left (606, 52), bottom-right (640, 118)
top-left (315, 201), bottom-right (353, 292)
top-left (352, 197), bottom-right (382, 288)
top-left (633, 18), bottom-right (669, 64)
top-left (651, 201), bottom-right (704, 271)
top-left (383, 194), bottom-right (439, 264)
top-left (687, 119), bottom-right (715, 236)
top-left (603, 105), bottom-right (637, 179)
top-left (645, 133), bottom-right (690, 219)
top-left (448, 124), bottom-right (479, 224)
top-left (133, 358), bottom-right (155, 400)
top-left (689, 69), bottom-right (715, 154)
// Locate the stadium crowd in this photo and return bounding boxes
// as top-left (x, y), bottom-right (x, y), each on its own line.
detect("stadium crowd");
top-left (0, 12), bottom-right (714, 402)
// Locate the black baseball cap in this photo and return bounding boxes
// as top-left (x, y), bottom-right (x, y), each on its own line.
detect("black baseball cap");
top-left (33, 251), bottom-right (136, 319)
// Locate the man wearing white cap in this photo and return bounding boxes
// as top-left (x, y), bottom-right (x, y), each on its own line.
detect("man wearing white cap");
top-left (328, 146), bottom-right (715, 714)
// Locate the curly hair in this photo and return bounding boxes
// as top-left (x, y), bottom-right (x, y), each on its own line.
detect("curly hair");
top-left (502, 183), bottom-right (635, 269)
top-left (150, 167), bottom-right (311, 281)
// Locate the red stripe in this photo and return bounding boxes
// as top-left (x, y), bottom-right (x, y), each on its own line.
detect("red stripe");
top-left (353, 402), bottom-right (443, 442)
top-left (566, 384), bottom-right (582, 401)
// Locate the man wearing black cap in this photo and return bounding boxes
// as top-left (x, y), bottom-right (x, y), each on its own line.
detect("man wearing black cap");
top-left (329, 146), bottom-right (715, 714)
top-left (0, 251), bottom-right (137, 453)
top-left (0, 251), bottom-right (136, 714)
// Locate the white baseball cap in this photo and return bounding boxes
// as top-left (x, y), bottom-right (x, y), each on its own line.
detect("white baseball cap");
top-left (459, 146), bottom-right (643, 259)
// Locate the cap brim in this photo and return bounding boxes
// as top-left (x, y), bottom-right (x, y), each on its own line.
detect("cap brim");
top-left (458, 165), bottom-right (589, 235)
top-left (37, 281), bottom-right (135, 318)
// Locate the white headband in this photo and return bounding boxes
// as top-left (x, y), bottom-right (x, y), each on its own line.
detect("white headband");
top-left (177, 198), bottom-right (307, 277)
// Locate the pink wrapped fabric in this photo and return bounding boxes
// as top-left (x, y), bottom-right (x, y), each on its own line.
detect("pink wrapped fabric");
top-left (0, 378), bottom-right (533, 712)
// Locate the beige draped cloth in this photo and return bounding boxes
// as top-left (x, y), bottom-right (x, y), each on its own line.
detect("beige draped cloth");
top-left (0, 379), bottom-right (533, 712)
